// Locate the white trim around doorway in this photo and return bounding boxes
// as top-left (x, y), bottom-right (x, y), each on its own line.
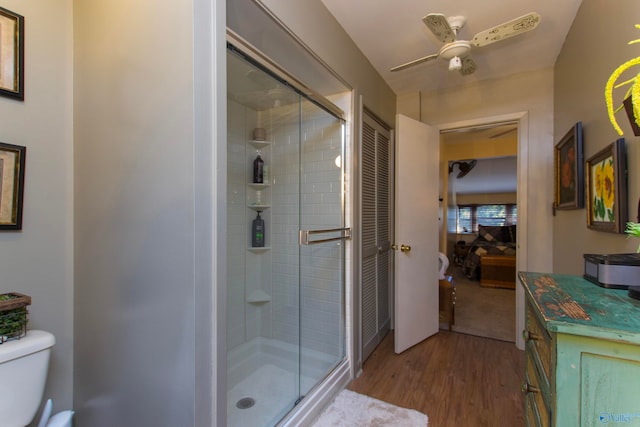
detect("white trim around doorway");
top-left (438, 111), bottom-right (528, 351)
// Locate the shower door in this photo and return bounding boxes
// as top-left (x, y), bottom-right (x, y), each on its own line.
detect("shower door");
top-left (226, 46), bottom-right (346, 427)
top-left (297, 97), bottom-right (347, 398)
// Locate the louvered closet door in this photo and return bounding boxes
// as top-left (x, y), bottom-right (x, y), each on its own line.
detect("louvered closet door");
top-left (361, 112), bottom-right (392, 362)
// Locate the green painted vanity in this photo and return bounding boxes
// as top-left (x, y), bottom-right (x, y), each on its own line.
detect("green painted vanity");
top-left (519, 272), bottom-right (640, 426)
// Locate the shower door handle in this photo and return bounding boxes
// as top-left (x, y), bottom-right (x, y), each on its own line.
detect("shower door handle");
top-left (299, 227), bottom-right (352, 245)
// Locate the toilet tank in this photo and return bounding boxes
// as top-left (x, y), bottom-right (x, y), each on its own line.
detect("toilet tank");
top-left (0, 330), bottom-right (55, 427)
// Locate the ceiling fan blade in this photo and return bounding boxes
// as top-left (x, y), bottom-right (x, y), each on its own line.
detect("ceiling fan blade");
top-left (490, 127), bottom-right (517, 139)
top-left (459, 56), bottom-right (477, 75)
top-left (471, 12), bottom-right (541, 47)
top-left (390, 53), bottom-right (439, 72)
top-left (422, 14), bottom-right (456, 43)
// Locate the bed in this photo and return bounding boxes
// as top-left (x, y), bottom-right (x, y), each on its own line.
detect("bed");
top-left (462, 225), bottom-right (517, 281)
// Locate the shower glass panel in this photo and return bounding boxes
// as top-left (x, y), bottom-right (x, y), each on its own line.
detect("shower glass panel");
top-left (226, 46), bottom-right (346, 427)
top-left (299, 98), bottom-right (346, 397)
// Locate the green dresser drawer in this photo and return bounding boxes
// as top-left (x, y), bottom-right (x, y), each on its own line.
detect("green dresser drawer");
top-left (525, 393), bottom-right (539, 427)
top-left (523, 304), bottom-right (553, 394)
top-left (524, 352), bottom-right (550, 427)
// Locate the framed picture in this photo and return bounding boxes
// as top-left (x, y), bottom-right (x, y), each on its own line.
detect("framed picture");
top-left (0, 7), bottom-right (24, 100)
top-left (586, 138), bottom-right (627, 233)
top-left (554, 122), bottom-right (584, 210)
top-left (0, 142), bottom-right (26, 230)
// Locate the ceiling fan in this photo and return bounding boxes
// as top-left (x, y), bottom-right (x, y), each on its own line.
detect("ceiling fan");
top-left (449, 160), bottom-right (477, 179)
top-left (390, 12), bottom-right (541, 75)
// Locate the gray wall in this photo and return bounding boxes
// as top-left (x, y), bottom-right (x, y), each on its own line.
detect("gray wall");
top-left (73, 0), bottom-right (222, 425)
top-left (0, 0), bottom-right (74, 417)
top-left (553, 0), bottom-right (640, 273)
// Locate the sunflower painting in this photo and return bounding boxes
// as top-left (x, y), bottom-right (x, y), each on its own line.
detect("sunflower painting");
top-left (590, 156), bottom-right (615, 221)
top-left (586, 139), bottom-right (628, 233)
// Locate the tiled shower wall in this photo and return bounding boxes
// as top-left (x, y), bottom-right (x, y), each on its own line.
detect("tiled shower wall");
top-left (227, 98), bottom-right (344, 360)
top-left (269, 113), bottom-right (301, 349)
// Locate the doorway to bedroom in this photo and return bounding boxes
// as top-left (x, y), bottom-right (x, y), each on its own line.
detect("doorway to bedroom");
top-left (441, 122), bottom-right (518, 342)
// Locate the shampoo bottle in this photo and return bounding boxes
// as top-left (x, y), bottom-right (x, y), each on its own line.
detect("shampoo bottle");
top-left (253, 154), bottom-right (264, 183)
top-left (252, 211), bottom-right (265, 247)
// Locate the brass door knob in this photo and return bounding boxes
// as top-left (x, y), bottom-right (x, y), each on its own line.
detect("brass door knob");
top-left (400, 244), bottom-right (411, 253)
top-left (391, 244), bottom-right (398, 251)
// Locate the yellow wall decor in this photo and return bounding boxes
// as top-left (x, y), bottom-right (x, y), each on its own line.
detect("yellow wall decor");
top-left (605, 24), bottom-right (640, 135)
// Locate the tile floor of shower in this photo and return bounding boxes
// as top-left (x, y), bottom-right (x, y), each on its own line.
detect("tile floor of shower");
top-left (227, 337), bottom-right (339, 427)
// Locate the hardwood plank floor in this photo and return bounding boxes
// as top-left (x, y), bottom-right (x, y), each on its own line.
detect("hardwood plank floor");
top-left (348, 331), bottom-right (525, 427)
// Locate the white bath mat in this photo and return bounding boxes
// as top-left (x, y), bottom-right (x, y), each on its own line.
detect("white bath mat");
top-left (311, 389), bottom-right (428, 426)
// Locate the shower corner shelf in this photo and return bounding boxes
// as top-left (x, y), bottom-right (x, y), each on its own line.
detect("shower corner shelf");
top-left (248, 203), bottom-right (271, 210)
top-left (248, 183), bottom-right (270, 189)
top-left (249, 140), bottom-right (271, 149)
top-left (247, 290), bottom-right (272, 304)
top-left (248, 246), bottom-right (271, 252)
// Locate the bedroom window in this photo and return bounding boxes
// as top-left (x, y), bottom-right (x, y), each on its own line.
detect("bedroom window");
top-left (457, 204), bottom-right (517, 233)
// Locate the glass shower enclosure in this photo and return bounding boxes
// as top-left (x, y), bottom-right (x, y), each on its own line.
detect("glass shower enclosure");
top-left (226, 45), bottom-right (347, 427)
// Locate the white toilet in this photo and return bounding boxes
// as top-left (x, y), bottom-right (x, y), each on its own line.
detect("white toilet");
top-left (0, 330), bottom-right (55, 427)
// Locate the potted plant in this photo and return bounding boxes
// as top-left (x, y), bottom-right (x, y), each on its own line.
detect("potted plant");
top-left (0, 292), bottom-right (30, 341)
top-left (626, 222), bottom-right (640, 253)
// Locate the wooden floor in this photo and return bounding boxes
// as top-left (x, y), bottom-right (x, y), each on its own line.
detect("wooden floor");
top-left (348, 331), bottom-right (525, 427)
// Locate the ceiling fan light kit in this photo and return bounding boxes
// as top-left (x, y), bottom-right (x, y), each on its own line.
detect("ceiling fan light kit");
top-left (391, 11), bottom-right (541, 75)
top-left (449, 56), bottom-right (462, 71)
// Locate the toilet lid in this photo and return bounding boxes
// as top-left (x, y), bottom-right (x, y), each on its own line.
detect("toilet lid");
top-left (0, 330), bottom-right (55, 364)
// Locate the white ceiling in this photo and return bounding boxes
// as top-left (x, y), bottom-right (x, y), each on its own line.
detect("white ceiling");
top-left (321, 0), bottom-right (582, 94)
top-left (318, 1), bottom-right (583, 195)
top-left (443, 124), bottom-right (518, 194)
top-left (451, 156), bottom-right (517, 194)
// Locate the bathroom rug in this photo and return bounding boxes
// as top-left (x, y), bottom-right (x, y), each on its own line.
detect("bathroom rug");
top-left (311, 389), bottom-right (428, 426)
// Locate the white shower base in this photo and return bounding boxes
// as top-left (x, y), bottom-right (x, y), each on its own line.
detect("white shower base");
top-left (227, 337), bottom-right (340, 427)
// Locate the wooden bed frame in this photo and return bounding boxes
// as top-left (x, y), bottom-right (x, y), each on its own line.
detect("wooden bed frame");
top-left (480, 255), bottom-right (516, 289)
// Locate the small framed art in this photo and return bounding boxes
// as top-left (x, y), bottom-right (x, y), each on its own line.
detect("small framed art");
top-left (0, 7), bottom-right (24, 100)
top-left (586, 138), bottom-right (627, 233)
top-left (0, 142), bottom-right (26, 230)
top-left (554, 122), bottom-right (584, 210)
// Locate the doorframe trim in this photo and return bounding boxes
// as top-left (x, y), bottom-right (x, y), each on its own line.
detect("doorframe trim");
top-left (438, 111), bottom-right (528, 350)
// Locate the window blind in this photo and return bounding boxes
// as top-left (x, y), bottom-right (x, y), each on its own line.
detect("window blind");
top-left (457, 204), bottom-right (517, 233)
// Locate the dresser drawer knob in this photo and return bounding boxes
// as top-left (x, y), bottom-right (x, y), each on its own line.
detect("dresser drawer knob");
top-left (521, 382), bottom-right (540, 394)
top-left (522, 329), bottom-right (540, 342)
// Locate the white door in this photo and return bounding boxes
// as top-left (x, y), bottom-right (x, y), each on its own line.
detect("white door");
top-left (394, 114), bottom-right (440, 354)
